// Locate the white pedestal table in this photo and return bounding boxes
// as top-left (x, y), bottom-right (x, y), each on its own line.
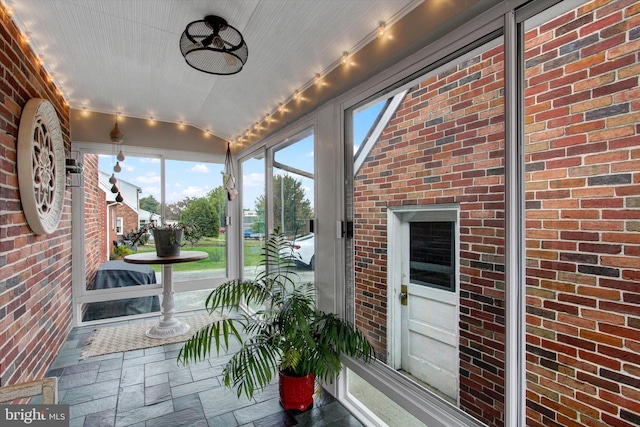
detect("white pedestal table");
top-left (124, 251), bottom-right (208, 338)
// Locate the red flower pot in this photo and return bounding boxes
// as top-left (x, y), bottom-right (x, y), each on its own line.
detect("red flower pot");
top-left (279, 370), bottom-right (315, 413)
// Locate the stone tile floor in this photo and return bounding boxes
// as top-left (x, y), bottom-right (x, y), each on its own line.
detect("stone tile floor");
top-left (43, 314), bottom-right (365, 427)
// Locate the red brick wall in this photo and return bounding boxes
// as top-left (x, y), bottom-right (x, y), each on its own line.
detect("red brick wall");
top-left (82, 154), bottom-right (105, 290)
top-left (524, 1), bottom-right (640, 426)
top-left (353, 1), bottom-right (639, 426)
top-left (0, 11), bottom-right (72, 386)
top-left (114, 203), bottom-right (138, 241)
top-left (353, 43), bottom-right (506, 425)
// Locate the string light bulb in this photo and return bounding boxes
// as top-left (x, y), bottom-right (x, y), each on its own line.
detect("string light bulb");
top-left (314, 73), bottom-right (321, 85)
top-left (293, 90), bottom-right (299, 100)
top-left (278, 103), bottom-right (284, 113)
top-left (23, 32), bottom-right (31, 44)
top-left (377, 22), bottom-right (386, 38)
top-left (265, 113), bottom-right (271, 123)
top-left (5, 1), bottom-right (14, 17)
top-left (341, 51), bottom-right (349, 65)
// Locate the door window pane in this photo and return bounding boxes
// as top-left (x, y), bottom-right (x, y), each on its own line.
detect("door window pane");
top-left (410, 222), bottom-right (454, 291)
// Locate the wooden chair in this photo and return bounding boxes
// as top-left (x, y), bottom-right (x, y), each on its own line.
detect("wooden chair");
top-left (0, 377), bottom-right (58, 404)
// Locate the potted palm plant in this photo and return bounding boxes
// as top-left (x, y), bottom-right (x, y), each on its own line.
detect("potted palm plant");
top-left (177, 230), bottom-right (374, 412)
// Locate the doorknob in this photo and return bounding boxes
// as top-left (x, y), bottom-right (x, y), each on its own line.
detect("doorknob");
top-left (400, 284), bottom-right (408, 306)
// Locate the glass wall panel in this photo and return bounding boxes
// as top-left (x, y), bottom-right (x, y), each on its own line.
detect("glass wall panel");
top-left (523, 1), bottom-right (640, 426)
top-left (346, 368), bottom-right (425, 427)
top-left (241, 154), bottom-right (265, 282)
top-left (165, 159), bottom-right (227, 283)
top-left (81, 152), bottom-right (226, 322)
top-left (347, 38), bottom-right (506, 425)
top-left (82, 153), bottom-right (162, 321)
top-left (272, 128), bottom-right (315, 281)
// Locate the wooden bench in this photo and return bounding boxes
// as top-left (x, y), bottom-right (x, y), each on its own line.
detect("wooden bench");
top-left (0, 377), bottom-right (58, 404)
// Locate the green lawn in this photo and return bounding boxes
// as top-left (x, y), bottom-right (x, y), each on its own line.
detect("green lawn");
top-left (135, 236), bottom-right (264, 272)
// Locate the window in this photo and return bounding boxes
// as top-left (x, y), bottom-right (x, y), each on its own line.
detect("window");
top-left (409, 221), bottom-right (455, 292)
top-left (271, 128), bottom-right (315, 273)
top-left (345, 37), bottom-right (505, 426)
top-left (75, 147), bottom-right (228, 323)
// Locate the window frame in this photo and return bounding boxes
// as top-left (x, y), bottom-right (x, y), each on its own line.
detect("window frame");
top-left (70, 142), bottom-right (233, 326)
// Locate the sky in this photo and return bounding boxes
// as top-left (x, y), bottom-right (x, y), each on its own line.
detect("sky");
top-left (99, 100), bottom-right (385, 212)
top-left (99, 155), bottom-right (225, 205)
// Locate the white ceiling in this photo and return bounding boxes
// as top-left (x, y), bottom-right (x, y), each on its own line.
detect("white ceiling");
top-left (9, 0), bottom-right (425, 142)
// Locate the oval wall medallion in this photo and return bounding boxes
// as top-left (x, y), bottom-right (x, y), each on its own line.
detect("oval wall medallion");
top-left (17, 98), bottom-right (65, 235)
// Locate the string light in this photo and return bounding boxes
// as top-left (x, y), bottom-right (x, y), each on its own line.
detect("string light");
top-left (5, 1), bottom-right (14, 17)
top-left (23, 32), bottom-right (31, 44)
top-left (206, 16), bottom-right (392, 143)
top-left (341, 51), bottom-right (349, 65)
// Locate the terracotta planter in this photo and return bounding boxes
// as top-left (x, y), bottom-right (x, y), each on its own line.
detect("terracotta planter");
top-left (278, 370), bottom-right (314, 413)
top-left (152, 228), bottom-right (183, 257)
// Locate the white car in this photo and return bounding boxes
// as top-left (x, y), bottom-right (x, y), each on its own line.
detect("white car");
top-left (283, 233), bottom-right (315, 270)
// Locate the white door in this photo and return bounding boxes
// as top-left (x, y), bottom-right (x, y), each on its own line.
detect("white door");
top-left (392, 208), bottom-right (459, 402)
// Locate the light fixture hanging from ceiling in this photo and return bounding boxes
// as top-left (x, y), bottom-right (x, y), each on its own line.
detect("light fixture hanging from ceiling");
top-left (179, 15), bottom-right (248, 75)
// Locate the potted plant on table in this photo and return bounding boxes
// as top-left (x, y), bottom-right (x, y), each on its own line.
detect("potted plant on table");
top-left (129, 221), bottom-right (199, 257)
top-left (177, 230), bottom-right (374, 412)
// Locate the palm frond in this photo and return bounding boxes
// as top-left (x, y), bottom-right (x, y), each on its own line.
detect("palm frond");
top-left (177, 318), bottom-right (243, 364)
top-left (178, 229), bottom-right (374, 399)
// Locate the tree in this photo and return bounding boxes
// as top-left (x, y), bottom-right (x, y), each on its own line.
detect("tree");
top-left (254, 174), bottom-right (313, 237)
top-left (207, 186), bottom-right (227, 229)
top-left (165, 197), bottom-right (198, 221)
top-left (139, 195), bottom-right (160, 214)
top-left (165, 202), bottom-right (182, 221)
top-left (181, 197), bottom-right (218, 238)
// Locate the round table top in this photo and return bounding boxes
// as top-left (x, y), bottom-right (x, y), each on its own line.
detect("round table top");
top-left (124, 250), bottom-right (208, 265)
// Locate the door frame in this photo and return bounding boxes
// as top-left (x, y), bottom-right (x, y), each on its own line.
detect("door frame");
top-left (387, 204), bottom-right (461, 381)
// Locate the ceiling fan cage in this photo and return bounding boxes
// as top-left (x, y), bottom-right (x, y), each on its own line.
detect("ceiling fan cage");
top-left (180, 15), bottom-right (248, 75)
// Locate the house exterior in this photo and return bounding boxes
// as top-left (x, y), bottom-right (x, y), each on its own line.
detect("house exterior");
top-left (98, 170), bottom-right (141, 248)
top-left (352, 3), bottom-right (640, 426)
top-left (82, 158), bottom-right (143, 290)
